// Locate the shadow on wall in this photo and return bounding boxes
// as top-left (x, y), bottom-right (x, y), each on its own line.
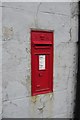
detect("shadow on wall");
top-left (74, 1), bottom-right (80, 119)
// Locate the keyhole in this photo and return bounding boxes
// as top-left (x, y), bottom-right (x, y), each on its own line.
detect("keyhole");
top-left (39, 73), bottom-right (42, 77)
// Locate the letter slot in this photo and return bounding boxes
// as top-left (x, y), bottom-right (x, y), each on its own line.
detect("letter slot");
top-left (31, 30), bottom-right (54, 96)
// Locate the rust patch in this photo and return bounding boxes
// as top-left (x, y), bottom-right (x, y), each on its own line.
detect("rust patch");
top-left (31, 96), bottom-right (38, 103)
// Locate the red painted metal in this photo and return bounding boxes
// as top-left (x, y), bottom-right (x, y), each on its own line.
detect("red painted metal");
top-left (31, 30), bottom-right (54, 96)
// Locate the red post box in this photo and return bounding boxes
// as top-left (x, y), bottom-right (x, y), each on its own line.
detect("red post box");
top-left (31, 30), bottom-right (53, 96)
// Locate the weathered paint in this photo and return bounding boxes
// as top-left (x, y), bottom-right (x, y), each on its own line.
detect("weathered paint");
top-left (2, 2), bottom-right (78, 118)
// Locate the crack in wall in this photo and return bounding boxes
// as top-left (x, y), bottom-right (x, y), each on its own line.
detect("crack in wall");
top-left (35, 2), bottom-right (42, 27)
top-left (40, 11), bottom-right (70, 17)
top-left (1, 5), bottom-right (24, 11)
top-left (69, 28), bottom-right (72, 41)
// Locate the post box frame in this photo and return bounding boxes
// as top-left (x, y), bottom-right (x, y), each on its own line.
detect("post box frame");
top-left (31, 29), bottom-right (54, 96)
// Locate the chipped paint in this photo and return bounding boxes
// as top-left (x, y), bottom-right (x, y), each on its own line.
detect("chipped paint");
top-left (3, 26), bottom-right (14, 41)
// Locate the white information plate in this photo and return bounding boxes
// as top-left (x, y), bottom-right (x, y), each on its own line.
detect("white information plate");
top-left (39, 55), bottom-right (45, 70)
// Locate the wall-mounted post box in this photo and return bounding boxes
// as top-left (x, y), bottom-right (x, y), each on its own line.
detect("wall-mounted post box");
top-left (31, 30), bottom-right (53, 96)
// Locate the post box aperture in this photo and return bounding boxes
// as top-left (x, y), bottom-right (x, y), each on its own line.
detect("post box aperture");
top-left (31, 30), bottom-right (53, 96)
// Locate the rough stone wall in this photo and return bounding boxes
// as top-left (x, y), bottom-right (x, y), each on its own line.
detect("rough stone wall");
top-left (2, 2), bottom-right (78, 118)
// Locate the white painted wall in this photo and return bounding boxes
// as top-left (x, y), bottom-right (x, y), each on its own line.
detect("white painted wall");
top-left (2, 2), bottom-right (78, 118)
top-left (0, 1), bottom-right (2, 120)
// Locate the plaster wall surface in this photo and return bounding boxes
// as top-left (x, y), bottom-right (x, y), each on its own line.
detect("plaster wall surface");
top-left (0, 1), bottom-right (2, 120)
top-left (2, 2), bottom-right (78, 118)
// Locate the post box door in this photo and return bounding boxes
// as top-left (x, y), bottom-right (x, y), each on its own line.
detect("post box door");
top-left (31, 30), bottom-right (53, 96)
top-left (35, 54), bottom-right (50, 91)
